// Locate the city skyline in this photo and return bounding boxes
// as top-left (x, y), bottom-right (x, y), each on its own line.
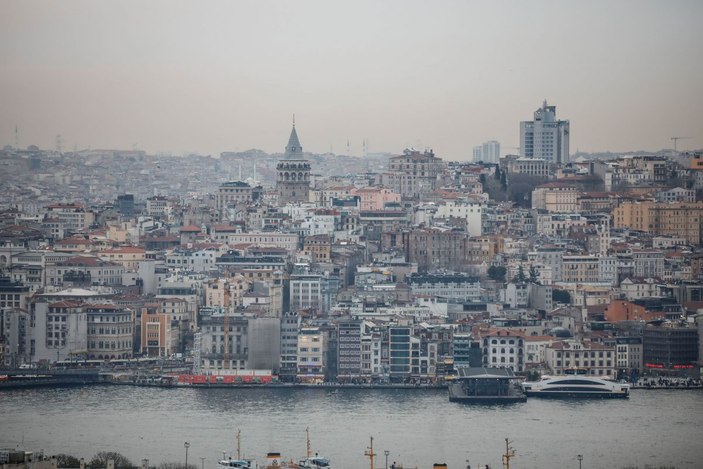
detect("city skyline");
top-left (1, 1), bottom-right (702, 159)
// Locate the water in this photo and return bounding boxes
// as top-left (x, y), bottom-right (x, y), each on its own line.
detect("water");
top-left (1, 386), bottom-right (702, 469)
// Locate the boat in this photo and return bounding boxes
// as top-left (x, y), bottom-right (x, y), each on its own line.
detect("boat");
top-left (521, 375), bottom-right (630, 398)
top-left (217, 459), bottom-right (255, 469)
top-left (448, 366), bottom-right (527, 403)
top-left (296, 456), bottom-right (330, 468)
top-left (217, 430), bottom-right (257, 469)
top-left (297, 428), bottom-right (331, 468)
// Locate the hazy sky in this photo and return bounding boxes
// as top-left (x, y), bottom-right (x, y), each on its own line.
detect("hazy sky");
top-left (1, 1), bottom-right (702, 160)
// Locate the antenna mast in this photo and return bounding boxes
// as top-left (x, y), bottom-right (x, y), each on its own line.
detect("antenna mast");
top-left (236, 429), bottom-right (241, 460)
top-left (306, 427), bottom-right (311, 459)
top-left (364, 436), bottom-right (376, 469)
top-left (502, 438), bottom-right (516, 469)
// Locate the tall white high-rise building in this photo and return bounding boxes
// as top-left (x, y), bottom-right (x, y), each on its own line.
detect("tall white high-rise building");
top-left (520, 100), bottom-right (570, 164)
top-left (472, 140), bottom-right (500, 164)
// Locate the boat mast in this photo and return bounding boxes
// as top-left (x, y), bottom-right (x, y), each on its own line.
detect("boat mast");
top-left (364, 436), bottom-right (376, 469)
top-left (236, 429), bottom-right (241, 460)
top-left (306, 427), bottom-right (311, 459)
top-left (502, 438), bottom-right (516, 469)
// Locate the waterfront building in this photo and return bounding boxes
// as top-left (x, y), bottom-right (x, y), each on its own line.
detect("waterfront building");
top-left (30, 300), bottom-right (88, 363)
top-left (279, 312), bottom-right (300, 382)
top-left (86, 304), bottom-right (132, 360)
top-left (337, 319), bottom-right (363, 380)
top-left (524, 335), bottom-right (553, 367)
top-left (247, 317), bottom-right (281, 373)
top-left (545, 340), bottom-right (616, 378)
top-left (452, 333), bottom-right (481, 367)
top-left (1, 307), bottom-right (29, 366)
top-left (297, 327), bottom-right (326, 383)
top-left (520, 100), bottom-right (570, 164)
top-left (642, 321), bottom-right (699, 372)
top-left (139, 304), bottom-right (176, 357)
top-left (389, 326), bottom-right (419, 380)
top-left (198, 314), bottom-right (249, 371)
top-left (480, 329), bottom-right (525, 372)
top-left (616, 337), bottom-right (643, 376)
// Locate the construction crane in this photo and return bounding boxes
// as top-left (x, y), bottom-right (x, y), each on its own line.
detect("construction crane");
top-left (671, 136), bottom-right (691, 154)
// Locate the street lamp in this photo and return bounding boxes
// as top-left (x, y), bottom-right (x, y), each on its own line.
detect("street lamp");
top-left (184, 442), bottom-right (190, 469)
top-left (199, 458), bottom-right (205, 469)
top-left (577, 454), bottom-right (583, 469)
top-left (384, 450), bottom-right (389, 469)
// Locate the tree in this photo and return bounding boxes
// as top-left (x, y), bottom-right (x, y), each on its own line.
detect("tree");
top-left (529, 265), bottom-right (540, 284)
top-left (90, 452), bottom-right (135, 469)
top-left (552, 289), bottom-right (571, 304)
top-left (56, 454), bottom-right (81, 468)
top-left (512, 264), bottom-right (527, 283)
top-left (487, 265), bottom-right (507, 282)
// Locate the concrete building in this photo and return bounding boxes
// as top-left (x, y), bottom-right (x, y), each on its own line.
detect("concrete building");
top-left (30, 300), bottom-right (88, 363)
top-left (389, 326), bottom-right (420, 379)
top-left (382, 149), bottom-right (444, 199)
top-left (217, 181), bottom-right (255, 218)
top-left (532, 183), bottom-right (579, 213)
top-left (643, 322), bottom-right (699, 372)
top-left (408, 273), bottom-right (481, 302)
top-left (45, 203), bottom-right (95, 232)
top-left (337, 319), bottom-right (363, 380)
top-left (86, 304), bottom-right (132, 360)
top-left (279, 312), bottom-right (300, 382)
top-left (297, 327), bottom-right (326, 382)
top-left (520, 100), bottom-right (570, 164)
top-left (506, 157), bottom-right (550, 177)
top-left (350, 187), bottom-right (401, 211)
top-left (140, 304), bottom-right (177, 357)
top-left (614, 201), bottom-right (703, 245)
top-left (473, 141), bottom-right (500, 164)
top-left (616, 337), bottom-right (643, 376)
top-left (247, 317), bottom-right (281, 372)
top-left (545, 340), bottom-right (616, 378)
top-left (480, 329), bottom-right (525, 372)
top-left (435, 200), bottom-right (484, 237)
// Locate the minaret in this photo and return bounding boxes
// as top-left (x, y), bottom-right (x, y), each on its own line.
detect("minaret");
top-left (276, 116), bottom-right (311, 205)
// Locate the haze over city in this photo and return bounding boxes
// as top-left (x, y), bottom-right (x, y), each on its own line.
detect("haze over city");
top-left (1, 0), bottom-right (702, 159)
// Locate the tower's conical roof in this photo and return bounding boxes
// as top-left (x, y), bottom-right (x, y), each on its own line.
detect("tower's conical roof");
top-left (284, 119), bottom-right (304, 159)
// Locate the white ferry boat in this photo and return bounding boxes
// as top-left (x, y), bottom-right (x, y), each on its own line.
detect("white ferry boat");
top-left (217, 459), bottom-right (255, 469)
top-left (522, 375), bottom-right (630, 398)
